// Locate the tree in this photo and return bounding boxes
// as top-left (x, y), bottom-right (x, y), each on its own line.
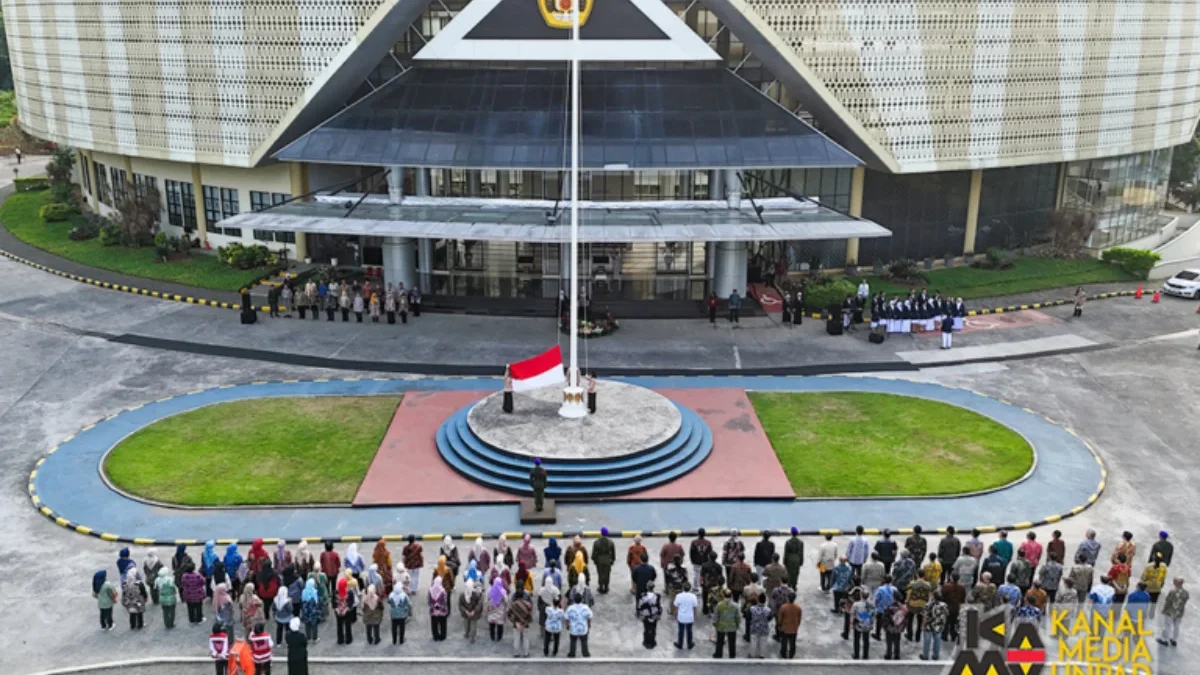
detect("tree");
top-left (1172, 182), bottom-right (1200, 213)
top-left (1169, 135), bottom-right (1200, 188)
top-left (114, 182), bottom-right (161, 246)
top-left (1046, 209), bottom-right (1096, 257)
top-left (44, 146), bottom-right (76, 204)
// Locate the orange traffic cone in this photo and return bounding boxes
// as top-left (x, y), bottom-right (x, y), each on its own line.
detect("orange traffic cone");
top-left (1152, 290), bottom-right (1160, 303)
top-left (1135, 285), bottom-right (1143, 299)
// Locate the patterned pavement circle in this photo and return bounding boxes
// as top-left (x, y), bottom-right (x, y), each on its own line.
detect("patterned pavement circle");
top-left (28, 375), bottom-right (1105, 545)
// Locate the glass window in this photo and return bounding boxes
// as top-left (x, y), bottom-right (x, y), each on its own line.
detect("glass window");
top-left (164, 180), bottom-right (196, 232)
top-left (110, 167), bottom-right (128, 204)
top-left (132, 174), bottom-right (156, 199)
top-left (250, 191), bottom-right (294, 243)
top-left (1062, 148), bottom-right (1172, 248)
top-left (93, 161), bottom-right (110, 206)
top-left (78, 152), bottom-right (91, 194)
top-left (858, 170), bottom-right (972, 265)
top-left (202, 186), bottom-right (221, 228)
top-left (976, 165), bottom-right (1060, 251)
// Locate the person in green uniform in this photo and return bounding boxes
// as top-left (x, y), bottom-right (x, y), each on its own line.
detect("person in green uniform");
top-left (529, 458), bottom-right (548, 511)
top-left (591, 528), bottom-right (616, 594)
top-left (784, 527), bottom-right (804, 589)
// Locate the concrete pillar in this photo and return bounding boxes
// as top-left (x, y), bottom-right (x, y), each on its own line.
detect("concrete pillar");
top-left (712, 241), bottom-right (747, 298)
top-left (414, 168), bottom-right (430, 197)
top-left (190, 163), bottom-right (207, 244)
top-left (467, 170), bottom-right (481, 197)
top-left (383, 237), bottom-right (418, 289)
top-left (387, 165), bottom-right (404, 205)
top-left (709, 170), bottom-right (724, 202)
top-left (1053, 162), bottom-right (1067, 210)
top-left (963, 169), bottom-right (983, 255)
top-left (705, 242), bottom-right (716, 280)
top-left (845, 166), bottom-right (865, 264)
top-left (289, 163), bottom-right (309, 259)
top-left (723, 169), bottom-right (742, 209)
top-left (418, 238), bottom-right (434, 290)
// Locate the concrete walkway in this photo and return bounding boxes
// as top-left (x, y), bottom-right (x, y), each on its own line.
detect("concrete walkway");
top-left (32, 375), bottom-right (1103, 543)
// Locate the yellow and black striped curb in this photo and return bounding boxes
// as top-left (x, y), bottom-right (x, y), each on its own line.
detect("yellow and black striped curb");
top-left (792, 290), bottom-right (1138, 321)
top-left (28, 376), bottom-right (1108, 547)
top-left (0, 248), bottom-right (277, 311)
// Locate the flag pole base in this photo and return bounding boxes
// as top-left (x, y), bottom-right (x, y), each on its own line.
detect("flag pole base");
top-left (558, 386), bottom-right (588, 419)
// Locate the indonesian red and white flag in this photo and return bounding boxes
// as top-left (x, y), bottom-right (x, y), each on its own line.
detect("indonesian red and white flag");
top-left (509, 345), bottom-right (566, 392)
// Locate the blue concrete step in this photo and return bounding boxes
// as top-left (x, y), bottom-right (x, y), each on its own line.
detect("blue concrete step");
top-left (435, 400), bottom-right (714, 498)
top-left (452, 405), bottom-right (701, 474)
top-left (444, 412), bottom-right (703, 487)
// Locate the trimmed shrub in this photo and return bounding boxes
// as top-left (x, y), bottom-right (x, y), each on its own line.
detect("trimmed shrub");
top-left (38, 202), bottom-right (72, 222)
top-left (885, 259), bottom-right (927, 282)
top-left (67, 218), bottom-right (100, 241)
top-left (217, 242), bottom-right (277, 270)
top-left (13, 176), bottom-right (48, 192)
top-left (1101, 247), bottom-right (1161, 280)
top-left (98, 221), bottom-right (121, 247)
top-left (802, 278), bottom-right (856, 312)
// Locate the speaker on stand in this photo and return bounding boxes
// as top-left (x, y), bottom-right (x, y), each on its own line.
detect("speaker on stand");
top-left (240, 291), bottom-right (257, 325)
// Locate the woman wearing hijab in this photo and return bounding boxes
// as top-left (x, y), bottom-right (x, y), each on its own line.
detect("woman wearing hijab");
top-left (116, 548), bottom-right (135, 580)
top-left (541, 560), bottom-right (562, 590)
top-left (372, 540), bottom-right (395, 594)
top-left (460, 579), bottom-right (484, 643)
top-left (294, 541), bottom-right (316, 579)
top-left (401, 535), bottom-right (424, 594)
top-left (257, 560), bottom-right (280, 621)
top-left (538, 575), bottom-right (561, 637)
top-left (637, 581), bottom-right (663, 649)
top-left (211, 559), bottom-right (228, 599)
top-left (363, 584), bottom-right (384, 644)
top-left (286, 616), bottom-right (309, 675)
top-left (156, 568), bottom-right (178, 628)
top-left (301, 577), bottom-right (321, 641)
top-left (517, 534), bottom-right (538, 571)
top-left (334, 574), bottom-right (358, 645)
top-left (121, 570), bottom-right (148, 630)
top-left (315, 571), bottom-right (331, 624)
top-left (436, 555), bottom-right (456, 594)
top-left (464, 559), bottom-right (483, 585)
top-left (213, 582), bottom-right (235, 633)
top-left (568, 550), bottom-right (589, 589)
top-left (387, 578), bottom-right (411, 645)
top-left (248, 539), bottom-right (270, 579)
top-left (469, 538), bottom-right (492, 576)
top-left (487, 578), bottom-right (509, 642)
top-left (271, 540), bottom-right (291, 575)
top-left (564, 536), bottom-right (588, 571)
top-left (172, 544), bottom-right (195, 588)
top-left (495, 535), bottom-right (514, 570)
top-left (344, 543), bottom-right (366, 587)
top-left (366, 564), bottom-right (384, 599)
top-left (223, 544), bottom-right (244, 596)
top-left (488, 560), bottom-right (512, 592)
top-left (142, 549), bottom-right (163, 604)
top-left (240, 582), bottom-right (265, 638)
top-left (439, 536), bottom-right (461, 576)
top-left (515, 562), bottom-right (533, 594)
top-left (201, 541), bottom-right (220, 593)
top-left (428, 576), bottom-right (450, 641)
top-left (544, 537), bottom-right (562, 569)
top-left (570, 577), bottom-right (595, 608)
top-left (286, 566), bottom-right (305, 618)
top-left (181, 565), bottom-right (207, 624)
top-left (93, 570), bottom-right (118, 631)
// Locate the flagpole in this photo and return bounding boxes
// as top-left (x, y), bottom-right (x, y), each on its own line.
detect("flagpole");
top-left (559, 0), bottom-right (586, 418)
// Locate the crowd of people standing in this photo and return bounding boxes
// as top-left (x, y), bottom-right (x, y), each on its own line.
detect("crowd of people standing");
top-left (90, 526), bottom-right (1186, 669)
top-left (267, 275), bottom-right (423, 325)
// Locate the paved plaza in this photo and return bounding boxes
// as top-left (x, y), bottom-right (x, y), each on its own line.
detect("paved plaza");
top-left (1, 251), bottom-right (1197, 674)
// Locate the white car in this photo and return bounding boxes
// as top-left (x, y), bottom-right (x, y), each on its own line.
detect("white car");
top-left (1161, 269), bottom-right (1200, 299)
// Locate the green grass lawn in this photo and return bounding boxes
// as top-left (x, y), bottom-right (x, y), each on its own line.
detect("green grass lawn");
top-left (1, 189), bottom-right (270, 291)
top-left (748, 391), bottom-right (1033, 497)
top-left (846, 257), bottom-right (1137, 301)
top-left (104, 396), bottom-right (401, 505)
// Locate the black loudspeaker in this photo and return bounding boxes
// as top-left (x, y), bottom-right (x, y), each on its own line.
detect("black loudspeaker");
top-left (240, 291), bottom-right (257, 325)
top-left (826, 318), bottom-right (843, 335)
top-left (869, 332), bottom-right (885, 344)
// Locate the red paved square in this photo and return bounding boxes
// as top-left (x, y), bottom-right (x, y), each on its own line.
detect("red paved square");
top-left (353, 387), bottom-right (795, 506)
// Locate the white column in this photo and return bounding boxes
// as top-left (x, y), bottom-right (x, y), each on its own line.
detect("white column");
top-left (387, 165), bottom-right (404, 205)
top-left (414, 168), bottom-right (430, 197)
top-left (712, 241), bottom-right (747, 298)
top-left (418, 238), bottom-right (434, 291)
top-left (724, 169), bottom-right (742, 209)
top-left (383, 237), bottom-right (417, 290)
top-left (709, 170), bottom-right (724, 202)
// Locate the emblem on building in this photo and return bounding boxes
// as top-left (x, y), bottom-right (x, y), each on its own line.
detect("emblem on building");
top-left (539, 0), bottom-right (593, 29)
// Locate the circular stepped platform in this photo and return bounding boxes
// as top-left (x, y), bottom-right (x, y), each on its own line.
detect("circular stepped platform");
top-left (435, 394), bottom-right (713, 498)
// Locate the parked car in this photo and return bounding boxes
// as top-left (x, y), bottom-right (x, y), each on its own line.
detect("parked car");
top-left (1161, 269), bottom-right (1200, 299)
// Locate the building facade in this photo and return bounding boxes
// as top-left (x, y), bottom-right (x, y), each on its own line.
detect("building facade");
top-left (5, 0), bottom-right (1198, 300)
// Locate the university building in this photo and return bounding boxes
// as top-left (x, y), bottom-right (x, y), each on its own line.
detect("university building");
top-left (4, 0), bottom-right (1198, 302)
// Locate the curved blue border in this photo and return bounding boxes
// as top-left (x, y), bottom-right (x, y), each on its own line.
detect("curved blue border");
top-left (30, 376), bottom-right (1104, 542)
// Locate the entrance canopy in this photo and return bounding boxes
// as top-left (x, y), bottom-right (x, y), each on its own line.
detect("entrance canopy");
top-left (220, 195), bottom-right (891, 243)
top-left (274, 67), bottom-right (861, 171)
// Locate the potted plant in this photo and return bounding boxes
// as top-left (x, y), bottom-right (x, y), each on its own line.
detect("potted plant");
top-left (873, 260), bottom-right (884, 275)
top-left (845, 259), bottom-right (858, 276)
top-left (923, 256), bottom-right (934, 270)
top-left (943, 252), bottom-right (955, 268)
top-left (964, 251), bottom-right (976, 264)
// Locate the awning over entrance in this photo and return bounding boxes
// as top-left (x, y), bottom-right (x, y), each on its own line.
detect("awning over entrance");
top-left (219, 195), bottom-right (891, 243)
top-left (274, 67), bottom-right (861, 170)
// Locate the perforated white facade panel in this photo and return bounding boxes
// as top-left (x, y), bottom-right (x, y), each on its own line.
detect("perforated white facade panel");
top-left (730, 0), bottom-right (1200, 172)
top-left (3, 0), bottom-right (389, 167)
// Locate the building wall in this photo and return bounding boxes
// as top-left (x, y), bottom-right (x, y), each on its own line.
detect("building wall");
top-left (730, 0), bottom-right (1200, 173)
top-left (3, 0), bottom-right (390, 168)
